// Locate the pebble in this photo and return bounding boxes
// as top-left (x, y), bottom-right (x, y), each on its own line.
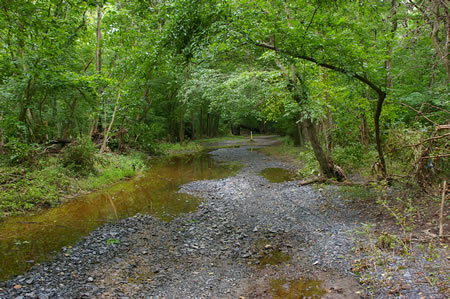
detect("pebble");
top-left (0, 143), bottom-right (444, 298)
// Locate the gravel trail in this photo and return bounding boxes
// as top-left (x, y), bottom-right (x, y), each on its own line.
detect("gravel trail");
top-left (1, 137), bottom-right (445, 298)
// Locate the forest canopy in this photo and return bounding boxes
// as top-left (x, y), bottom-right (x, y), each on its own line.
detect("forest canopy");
top-left (0, 0), bottom-right (448, 186)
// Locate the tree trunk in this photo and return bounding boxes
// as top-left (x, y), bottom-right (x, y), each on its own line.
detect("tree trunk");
top-left (385, 0), bottom-right (398, 90)
top-left (90, 5), bottom-right (103, 139)
top-left (293, 120), bottom-right (301, 147)
top-left (178, 121), bottom-right (184, 142)
top-left (207, 113), bottom-right (211, 137)
top-left (191, 110), bottom-right (195, 140)
top-left (322, 109), bottom-right (333, 157)
top-left (199, 106), bottom-right (203, 138)
top-left (430, 0), bottom-right (449, 84)
top-left (297, 122), bottom-right (305, 146)
top-left (259, 120), bottom-right (265, 134)
top-left (256, 42), bottom-right (388, 177)
top-left (100, 75), bottom-right (124, 153)
top-left (96, 5), bottom-right (102, 74)
top-left (374, 91), bottom-right (387, 176)
top-left (360, 113), bottom-right (370, 147)
top-left (305, 119), bottom-right (335, 178)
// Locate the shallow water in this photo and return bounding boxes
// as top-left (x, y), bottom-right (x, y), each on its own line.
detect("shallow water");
top-left (0, 153), bottom-right (239, 281)
top-left (269, 278), bottom-right (327, 298)
top-left (260, 167), bottom-right (297, 183)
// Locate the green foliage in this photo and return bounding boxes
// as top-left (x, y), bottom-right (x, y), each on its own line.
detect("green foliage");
top-left (297, 146), bottom-right (320, 178)
top-left (60, 138), bottom-right (100, 176)
top-left (106, 238), bottom-right (120, 245)
top-left (0, 161), bottom-right (71, 216)
top-left (333, 144), bottom-right (378, 174)
top-left (340, 185), bottom-right (377, 202)
top-left (0, 152), bottom-right (148, 218)
top-left (77, 152), bottom-right (146, 190)
top-left (376, 232), bottom-right (400, 250)
top-left (0, 0), bottom-right (448, 217)
top-left (2, 138), bottom-right (41, 166)
top-left (157, 142), bottom-right (204, 156)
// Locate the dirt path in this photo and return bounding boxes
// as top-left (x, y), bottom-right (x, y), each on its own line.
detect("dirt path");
top-left (0, 137), bottom-right (445, 298)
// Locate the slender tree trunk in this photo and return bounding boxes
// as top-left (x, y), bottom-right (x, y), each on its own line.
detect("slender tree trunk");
top-left (178, 121), bottom-right (184, 142)
top-left (293, 120), bottom-right (301, 146)
top-left (207, 113), bottom-right (211, 137)
top-left (360, 113), bottom-right (370, 147)
top-left (0, 115), bottom-right (4, 154)
top-left (199, 106), bottom-right (203, 138)
top-left (385, 0), bottom-right (398, 90)
top-left (213, 114), bottom-right (220, 136)
top-left (137, 84), bottom-right (152, 121)
top-left (191, 111), bottom-right (195, 140)
top-left (374, 91), bottom-right (387, 176)
top-left (96, 5), bottom-right (102, 75)
top-left (297, 122), bottom-right (305, 146)
top-left (90, 5), bottom-right (102, 138)
top-left (100, 75), bottom-right (124, 153)
top-left (62, 98), bottom-right (78, 140)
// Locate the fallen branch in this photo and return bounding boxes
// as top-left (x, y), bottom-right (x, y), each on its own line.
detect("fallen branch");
top-left (298, 177), bottom-right (374, 186)
top-left (419, 153), bottom-right (450, 160)
top-left (298, 177), bottom-right (326, 185)
top-left (399, 102), bottom-right (438, 125)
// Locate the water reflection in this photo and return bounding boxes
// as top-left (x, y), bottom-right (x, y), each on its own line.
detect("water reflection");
top-left (0, 153), bottom-right (240, 281)
top-left (260, 168), bottom-right (297, 183)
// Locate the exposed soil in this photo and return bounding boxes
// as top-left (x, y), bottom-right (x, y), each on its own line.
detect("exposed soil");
top-left (0, 136), bottom-right (447, 298)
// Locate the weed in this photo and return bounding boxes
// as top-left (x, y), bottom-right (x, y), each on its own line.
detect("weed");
top-left (61, 138), bottom-right (100, 176)
top-left (106, 238), bottom-right (120, 245)
top-left (376, 232), bottom-right (400, 250)
top-left (0, 151), bottom-right (148, 218)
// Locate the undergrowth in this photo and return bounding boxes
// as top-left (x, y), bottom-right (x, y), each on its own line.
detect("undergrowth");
top-left (157, 141), bottom-right (204, 155)
top-left (0, 151), bottom-right (147, 218)
top-left (0, 135), bottom-right (244, 219)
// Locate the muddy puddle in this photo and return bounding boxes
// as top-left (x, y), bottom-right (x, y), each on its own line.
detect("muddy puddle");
top-left (0, 153), bottom-right (240, 281)
top-left (260, 168), bottom-right (297, 183)
top-left (269, 278), bottom-right (327, 298)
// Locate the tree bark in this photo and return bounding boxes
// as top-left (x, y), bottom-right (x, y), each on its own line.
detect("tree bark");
top-left (199, 106), bottom-right (203, 138)
top-left (96, 5), bottom-right (102, 74)
top-left (385, 0), bottom-right (398, 90)
top-left (297, 122), bottom-right (305, 146)
top-left (178, 121), bottom-right (184, 142)
top-left (191, 110), bottom-right (195, 140)
top-left (90, 5), bottom-right (102, 138)
top-left (374, 91), bottom-right (387, 176)
top-left (360, 113), bottom-right (370, 147)
top-left (100, 75), bottom-right (124, 153)
top-left (207, 113), bottom-right (211, 137)
top-left (255, 42), bottom-right (388, 176)
top-left (304, 119), bottom-right (335, 178)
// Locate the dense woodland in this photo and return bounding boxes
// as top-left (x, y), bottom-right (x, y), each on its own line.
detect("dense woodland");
top-left (0, 0), bottom-right (448, 205)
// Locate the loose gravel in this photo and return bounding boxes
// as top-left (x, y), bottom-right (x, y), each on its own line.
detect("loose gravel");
top-left (0, 137), bottom-right (446, 298)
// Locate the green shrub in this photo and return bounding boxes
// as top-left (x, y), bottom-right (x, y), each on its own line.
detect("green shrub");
top-left (60, 137), bottom-right (99, 176)
top-left (297, 146), bottom-right (320, 178)
top-left (333, 143), bottom-right (377, 172)
top-left (2, 137), bottom-right (40, 166)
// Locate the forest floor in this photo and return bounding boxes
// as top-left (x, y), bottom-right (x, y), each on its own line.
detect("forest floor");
top-left (0, 136), bottom-right (448, 298)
